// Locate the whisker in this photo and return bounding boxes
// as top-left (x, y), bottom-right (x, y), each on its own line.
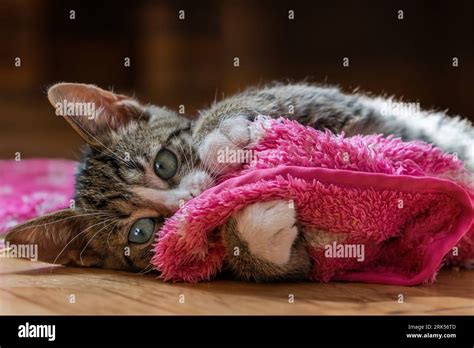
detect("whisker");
top-left (0, 247), bottom-right (13, 254)
top-left (106, 219), bottom-right (122, 248)
top-left (174, 135), bottom-right (193, 174)
top-left (79, 219), bottom-right (115, 265)
top-left (51, 218), bottom-right (113, 268)
top-left (73, 118), bottom-right (132, 167)
top-left (134, 263), bottom-right (154, 275)
top-left (9, 212), bottom-right (110, 233)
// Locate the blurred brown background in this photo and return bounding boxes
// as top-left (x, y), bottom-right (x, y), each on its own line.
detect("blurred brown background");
top-left (0, 0), bottom-right (472, 160)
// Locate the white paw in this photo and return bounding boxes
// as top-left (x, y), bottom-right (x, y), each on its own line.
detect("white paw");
top-left (199, 116), bottom-right (257, 175)
top-left (234, 200), bottom-right (298, 265)
top-left (162, 170), bottom-right (213, 210)
top-left (179, 170), bottom-right (214, 198)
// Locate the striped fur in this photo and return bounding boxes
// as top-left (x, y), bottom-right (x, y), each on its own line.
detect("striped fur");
top-left (6, 82), bottom-right (473, 279)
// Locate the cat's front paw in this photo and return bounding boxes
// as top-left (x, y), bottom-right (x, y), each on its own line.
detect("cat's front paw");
top-left (198, 116), bottom-right (258, 175)
top-left (233, 200), bottom-right (298, 265)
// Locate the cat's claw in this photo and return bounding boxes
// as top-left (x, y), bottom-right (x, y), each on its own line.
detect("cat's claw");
top-left (233, 200), bottom-right (298, 265)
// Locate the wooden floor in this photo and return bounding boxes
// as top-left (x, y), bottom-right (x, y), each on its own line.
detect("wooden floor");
top-left (0, 257), bottom-right (473, 315)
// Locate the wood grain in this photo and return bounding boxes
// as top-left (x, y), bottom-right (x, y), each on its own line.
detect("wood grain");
top-left (0, 258), bottom-right (472, 315)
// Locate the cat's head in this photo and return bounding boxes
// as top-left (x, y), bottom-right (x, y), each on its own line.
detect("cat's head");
top-left (5, 83), bottom-right (213, 272)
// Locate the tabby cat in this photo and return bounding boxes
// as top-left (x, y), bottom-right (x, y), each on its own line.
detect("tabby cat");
top-left (6, 83), bottom-right (474, 281)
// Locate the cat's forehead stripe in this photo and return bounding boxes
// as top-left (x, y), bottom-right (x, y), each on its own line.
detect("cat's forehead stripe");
top-left (165, 125), bottom-right (192, 143)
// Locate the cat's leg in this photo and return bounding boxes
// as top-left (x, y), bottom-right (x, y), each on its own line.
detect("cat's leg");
top-left (233, 200), bottom-right (298, 265)
top-left (221, 200), bottom-right (311, 281)
top-left (194, 84), bottom-right (474, 170)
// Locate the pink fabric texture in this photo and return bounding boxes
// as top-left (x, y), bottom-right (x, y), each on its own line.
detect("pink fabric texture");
top-left (153, 118), bottom-right (474, 284)
top-left (0, 159), bottom-right (76, 234)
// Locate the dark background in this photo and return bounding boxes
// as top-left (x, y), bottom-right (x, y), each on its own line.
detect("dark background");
top-left (0, 0), bottom-right (472, 159)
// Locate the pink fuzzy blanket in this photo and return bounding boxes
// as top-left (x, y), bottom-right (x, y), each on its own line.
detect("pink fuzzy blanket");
top-left (153, 118), bottom-right (474, 284)
top-left (0, 120), bottom-right (472, 285)
top-left (0, 159), bottom-right (76, 236)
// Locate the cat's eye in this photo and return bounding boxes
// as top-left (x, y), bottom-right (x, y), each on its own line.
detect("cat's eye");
top-left (154, 148), bottom-right (178, 180)
top-left (128, 218), bottom-right (155, 244)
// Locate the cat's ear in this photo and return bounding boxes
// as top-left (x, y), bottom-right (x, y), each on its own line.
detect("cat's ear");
top-left (47, 83), bottom-right (149, 147)
top-left (4, 209), bottom-right (103, 267)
